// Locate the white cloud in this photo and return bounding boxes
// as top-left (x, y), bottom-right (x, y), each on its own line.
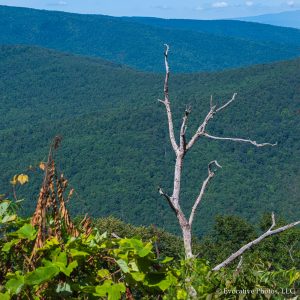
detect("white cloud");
top-left (245, 1), bottom-right (254, 7)
top-left (212, 2), bottom-right (229, 8)
top-left (47, 1), bottom-right (67, 5)
top-left (195, 6), bottom-right (204, 11)
top-left (287, 0), bottom-right (294, 7)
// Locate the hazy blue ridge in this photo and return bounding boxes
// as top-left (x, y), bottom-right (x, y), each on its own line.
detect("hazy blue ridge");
top-left (0, 5), bottom-right (300, 72)
top-left (238, 10), bottom-right (300, 30)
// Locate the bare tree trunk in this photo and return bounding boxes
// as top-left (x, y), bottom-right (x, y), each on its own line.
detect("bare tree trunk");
top-left (158, 44), bottom-right (277, 262)
top-left (181, 222), bottom-right (193, 259)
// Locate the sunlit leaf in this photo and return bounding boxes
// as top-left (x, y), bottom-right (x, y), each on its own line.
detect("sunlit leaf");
top-left (25, 266), bottom-right (59, 285)
top-left (116, 259), bottom-right (129, 273)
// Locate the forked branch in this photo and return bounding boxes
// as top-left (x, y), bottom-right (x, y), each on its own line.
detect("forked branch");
top-left (213, 214), bottom-right (300, 271)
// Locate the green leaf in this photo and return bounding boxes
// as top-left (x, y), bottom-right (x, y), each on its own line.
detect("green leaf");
top-left (25, 266), bottom-right (59, 285)
top-left (145, 272), bottom-right (177, 291)
top-left (159, 256), bottom-right (173, 264)
top-left (5, 273), bottom-right (25, 295)
top-left (116, 259), bottom-right (129, 273)
top-left (94, 280), bottom-right (126, 300)
top-left (16, 223), bottom-right (36, 240)
top-left (97, 269), bottom-right (110, 279)
top-left (60, 261), bottom-right (78, 277)
top-left (0, 292), bottom-right (10, 300)
top-left (2, 214), bottom-right (17, 223)
top-left (2, 239), bottom-right (19, 252)
top-left (131, 272), bottom-right (145, 282)
top-left (69, 248), bottom-right (89, 257)
top-left (138, 242), bottom-right (152, 257)
top-left (38, 237), bottom-right (60, 251)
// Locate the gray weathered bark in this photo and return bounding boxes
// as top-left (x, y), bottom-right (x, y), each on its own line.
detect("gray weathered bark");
top-left (213, 214), bottom-right (300, 271)
top-left (158, 44), bottom-right (277, 260)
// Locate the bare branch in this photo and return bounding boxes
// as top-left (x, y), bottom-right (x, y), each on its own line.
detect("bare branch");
top-left (213, 214), bottom-right (300, 271)
top-left (111, 232), bottom-right (121, 239)
top-left (286, 243), bottom-right (296, 264)
top-left (186, 106), bottom-right (216, 150)
top-left (216, 93), bottom-right (237, 113)
top-left (269, 212), bottom-right (276, 231)
top-left (189, 161), bottom-right (222, 226)
top-left (158, 187), bottom-right (177, 214)
top-left (180, 105), bottom-right (191, 151)
top-left (159, 44), bottom-right (179, 154)
top-left (204, 133), bottom-right (277, 148)
top-left (235, 256), bottom-right (243, 273)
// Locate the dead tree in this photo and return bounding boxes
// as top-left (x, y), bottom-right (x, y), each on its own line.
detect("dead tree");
top-left (158, 44), bottom-right (299, 265)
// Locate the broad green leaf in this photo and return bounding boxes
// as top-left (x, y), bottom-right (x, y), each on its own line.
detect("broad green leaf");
top-left (128, 261), bottom-right (139, 272)
top-left (94, 280), bottom-right (126, 300)
top-left (59, 261), bottom-right (78, 277)
top-left (5, 273), bottom-right (25, 295)
top-left (116, 259), bottom-right (129, 273)
top-left (16, 223), bottom-right (36, 240)
top-left (138, 242), bottom-right (152, 257)
top-left (0, 292), bottom-right (10, 300)
top-left (159, 256), bottom-right (173, 264)
top-left (2, 239), bottom-right (19, 252)
top-left (131, 272), bottom-right (145, 282)
top-left (97, 269), bottom-right (110, 279)
top-left (25, 266), bottom-right (59, 285)
top-left (145, 272), bottom-right (177, 291)
top-left (70, 248), bottom-right (89, 257)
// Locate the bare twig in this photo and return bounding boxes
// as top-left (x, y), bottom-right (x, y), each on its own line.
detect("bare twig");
top-left (189, 161), bottom-right (222, 226)
top-left (235, 256), bottom-right (243, 273)
top-left (204, 133), bottom-right (277, 147)
top-left (180, 105), bottom-right (191, 151)
top-left (216, 93), bottom-right (237, 113)
top-left (213, 214), bottom-right (300, 271)
top-left (158, 44), bottom-right (179, 154)
top-left (158, 187), bottom-right (177, 214)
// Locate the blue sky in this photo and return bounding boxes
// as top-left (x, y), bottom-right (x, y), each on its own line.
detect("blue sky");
top-left (0, 0), bottom-right (299, 19)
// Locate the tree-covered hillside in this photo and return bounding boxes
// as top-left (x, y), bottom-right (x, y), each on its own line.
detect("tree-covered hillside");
top-left (124, 16), bottom-right (300, 47)
top-left (0, 45), bottom-right (299, 236)
top-left (1, 5), bottom-right (300, 72)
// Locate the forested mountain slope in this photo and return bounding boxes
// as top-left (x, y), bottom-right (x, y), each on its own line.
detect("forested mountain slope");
top-left (1, 5), bottom-right (300, 72)
top-left (0, 45), bottom-right (299, 236)
top-left (124, 16), bottom-right (300, 47)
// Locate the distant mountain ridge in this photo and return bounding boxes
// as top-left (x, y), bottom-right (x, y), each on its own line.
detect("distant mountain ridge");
top-left (124, 16), bottom-right (300, 47)
top-left (1, 5), bottom-right (300, 72)
top-left (238, 10), bottom-right (300, 29)
top-left (0, 45), bottom-right (299, 235)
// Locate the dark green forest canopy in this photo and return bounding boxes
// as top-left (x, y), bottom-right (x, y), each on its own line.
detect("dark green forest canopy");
top-left (1, 5), bottom-right (300, 72)
top-left (0, 45), bottom-right (299, 236)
